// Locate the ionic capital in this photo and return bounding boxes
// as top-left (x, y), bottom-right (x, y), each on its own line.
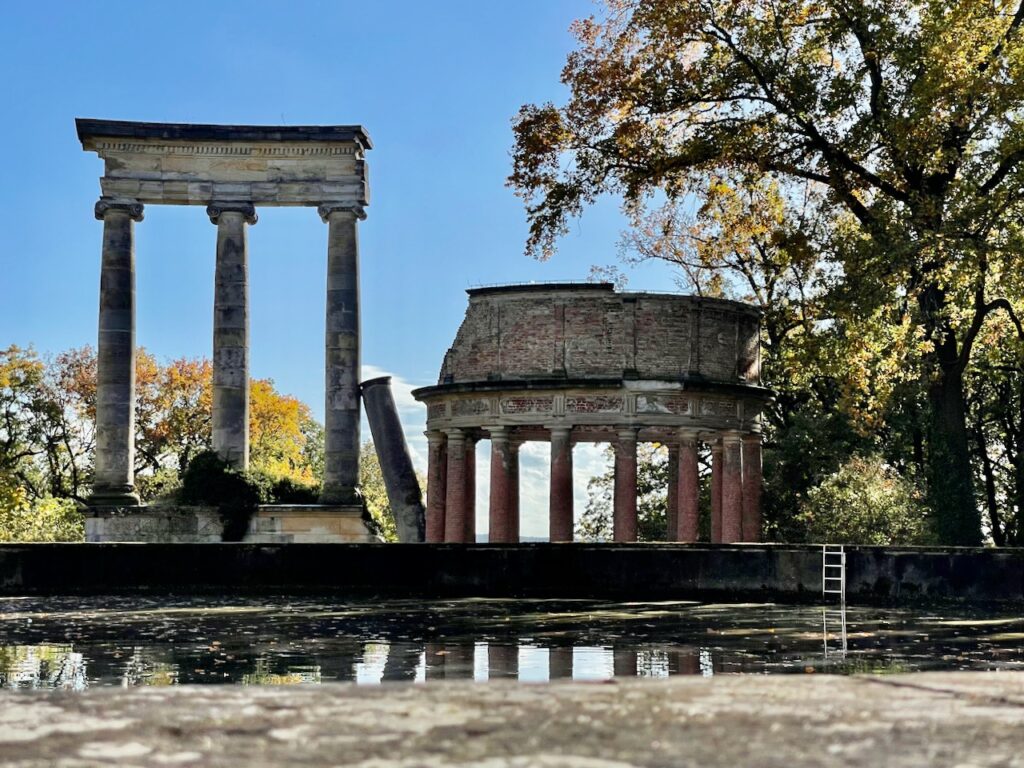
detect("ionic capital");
top-left (95, 199), bottom-right (144, 222)
top-left (318, 202), bottom-right (367, 222)
top-left (487, 426), bottom-right (509, 443)
top-left (616, 428), bottom-right (638, 444)
top-left (207, 202), bottom-right (257, 225)
top-left (677, 427), bottom-right (700, 446)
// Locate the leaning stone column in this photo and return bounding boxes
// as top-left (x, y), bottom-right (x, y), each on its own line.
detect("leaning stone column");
top-left (207, 203), bottom-right (256, 469)
top-left (318, 204), bottom-right (365, 504)
top-left (666, 443), bottom-right (679, 541)
top-left (549, 426), bottom-right (574, 542)
top-left (464, 436), bottom-right (477, 543)
top-left (710, 440), bottom-right (723, 543)
top-left (90, 199), bottom-right (144, 505)
top-left (488, 427), bottom-right (513, 543)
top-left (742, 434), bottom-right (763, 542)
top-left (721, 431), bottom-right (744, 542)
top-left (677, 430), bottom-right (700, 542)
top-left (613, 429), bottom-right (639, 542)
top-left (444, 429), bottom-right (467, 542)
top-left (425, 431), bottom-right (447, 543)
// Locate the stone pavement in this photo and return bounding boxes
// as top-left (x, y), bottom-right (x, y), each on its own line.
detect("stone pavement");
top-left (1, 672), bottom-right (1023, 767)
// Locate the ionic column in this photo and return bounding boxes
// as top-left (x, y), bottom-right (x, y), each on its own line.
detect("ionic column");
top-left (666, 443), bottom-right (679, 541)
top-left (425, 431), bottom-right (447, 543)
top-left (549, 426), bottom-right (574, 542)
top-left (90, 199), bottom-right (144, 505)
top-left (548, 647), bottom-right (574, 680)
top-left (207, 203), bottom-right (256, 469)
top-left (464, 436), bottom-right (477, 543)
top-left (677, 430), bottom-right (700, 542)
top-left (444, 429), bottom-right (467, 542)
top-left (710, 440), bottom-right (723, 543)
top-left (613, 429), bottom-right (638, 542)
top-left (742, 434), bottom-right (763, 542)
top-left (318, 204), bottom-right (365, 505)
top-left (721, 431), bottom-right (744, 542)
top-left (488, 428), bottom-right (513, 543)
top-left (488, 644), bottom-right (519, 680)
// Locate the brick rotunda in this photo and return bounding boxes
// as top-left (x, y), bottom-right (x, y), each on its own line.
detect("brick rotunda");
top-left (412, 283), bottom-right (772, 544)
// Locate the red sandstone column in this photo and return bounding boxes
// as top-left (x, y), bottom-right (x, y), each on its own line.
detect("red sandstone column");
top-left (721, 432), bottom-right (744, 543)
top-left (549, 426), bottom-right (574, 542)
top-left (742, 434), bottom-right (763, 542)
top-left (464, 436), bottom-right (477, 543)
top-left (425, 431), bottom-right (447, 543)
top-left (677, 430), bottom-right (700, 542)
top-left (710, 441), bottom-right (723, 543)
top-left (613, 429), bottom-right (639, 542)
top-left (509, 439), bottom-right (521, 543)
top-left (666, 443), bottom-right (679, 541)
top-left (488, 428), bottom-right (513, 543)
top-left (444, 429), bottom-right (467, 543)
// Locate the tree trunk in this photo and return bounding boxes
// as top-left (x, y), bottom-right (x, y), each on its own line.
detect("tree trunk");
top-left (974, 422), bottom-right (1004, 546)
top-left (926, 365), bottom-right (982, 545)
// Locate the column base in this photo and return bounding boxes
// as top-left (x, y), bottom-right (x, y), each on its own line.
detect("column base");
top-left (87, 490), bottom-right (141, 507)
top-left (318, 485), bottom-right (363, 506)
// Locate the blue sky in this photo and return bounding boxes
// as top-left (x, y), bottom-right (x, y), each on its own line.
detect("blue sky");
top-left (0, 1), bottom-right (680, 537)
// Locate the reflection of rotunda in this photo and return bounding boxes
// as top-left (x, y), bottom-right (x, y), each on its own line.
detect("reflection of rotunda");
top-left (412, 283), bottom-right (771, 543)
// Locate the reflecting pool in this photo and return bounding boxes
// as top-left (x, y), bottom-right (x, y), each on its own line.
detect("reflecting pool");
top-left (1, 596), bottom-right (1022, 690)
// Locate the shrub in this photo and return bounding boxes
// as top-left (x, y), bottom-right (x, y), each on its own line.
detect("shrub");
top-left (0, 480), bottom-right (83, 542)
top-left (266, 476), bottom-right (319, 504)
top-left (179, 451), bottom-right (267, 541)
top-left (798, 455), bottom-right (931, 545)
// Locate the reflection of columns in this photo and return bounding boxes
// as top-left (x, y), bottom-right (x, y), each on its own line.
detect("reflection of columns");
top-left (549, 426), bottom-right (574, 542)
top-left (208, 203), bottom-right (256, 469)
top-left (487, 644), bottom-right (519, 679)
top-left (666, 444), bottom-right (679, 541)
top-left (424, 642), bottom-right (446, 680)
top-left (443, 644), bottom-right (475, 680)
top-left (710, 441), bottom-right (723, 543)
top-left (464, 437), bottom-right (477, 543)
top-left (318, 204), bottom-right (365, 505)
top-left (722, 432), bottom-right (744, 543)
top-left (488, 428), bottom-right (514, 543)
top-left (742, 435), bottom-right (763, 542)
top-left (90, 199), bottom-right (143, 505)
top-left (425, 432), bottom-right (447, 542)
top-left (548, 647), bottom-right (573, 680)
top-left (444, 429), bottom-right (467, 542)
top-left (613, 649), bottom-right (638, 677)
top-left (677, 430), bottom-right (700, 542)
top-left (613, 429), bottom-right (638, 542)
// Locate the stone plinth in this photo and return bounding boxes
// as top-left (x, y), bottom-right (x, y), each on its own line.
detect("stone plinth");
top-left (85, 505), bottom-right (378, 544)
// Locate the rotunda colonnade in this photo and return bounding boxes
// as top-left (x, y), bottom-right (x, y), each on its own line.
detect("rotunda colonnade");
top-left (412, 283), bottom-right (772, 543)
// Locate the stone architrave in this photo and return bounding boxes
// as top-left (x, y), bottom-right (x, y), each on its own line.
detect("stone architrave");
top-left (90, 199), bottom-right (144, 505)
top-left (207, 202), bottom-right (256, 469)
top-left (318, 203), bottom-right (365, 505)
top-left (613, 429), bottom-right (639, 542)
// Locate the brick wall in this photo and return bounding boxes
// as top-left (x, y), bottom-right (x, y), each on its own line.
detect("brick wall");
top-left (439, 287), bottom-right (760, 385)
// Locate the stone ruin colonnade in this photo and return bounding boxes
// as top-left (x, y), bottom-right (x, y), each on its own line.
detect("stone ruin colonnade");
top-left (78, 119), bottom-right (371, 508)
top-left (413, 284), bottom-right (771, 543)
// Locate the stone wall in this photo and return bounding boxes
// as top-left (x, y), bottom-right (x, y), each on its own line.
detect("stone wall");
top-left (3, 543), bottom-right (1021, 604)
top-left (439, 284), bottom-right (761, 385)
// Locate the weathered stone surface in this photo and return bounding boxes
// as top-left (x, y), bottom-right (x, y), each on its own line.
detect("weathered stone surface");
top-left (1, 672), bottom-right (1023, 766)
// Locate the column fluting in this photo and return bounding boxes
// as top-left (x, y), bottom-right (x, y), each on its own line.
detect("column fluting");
top-left (549, 426), bottom-right (574, 542)
top-left (425, 431), bottom-right (447, 542)
top-left (443, 429), bottom-right (467, 542)
top-left (488, 428), bottom-right (513, 543)
top-left (677, 430), bottom-right (700, 542)
top-left (721, 432), bottom-right (744, 542)
top-left (710, 441), bottom-right (723, 543)
top-left (464, 436), bottom-right (477, 543)
top-left (666, 443), bottom-right (679, 541)
top-left (742, 434), bottom-right (763, 542)
top-left (613, 429), bottom-right (639, 542)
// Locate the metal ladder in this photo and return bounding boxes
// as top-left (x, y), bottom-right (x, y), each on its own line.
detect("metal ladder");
top-left (822, 545), bottom-right (847, 659)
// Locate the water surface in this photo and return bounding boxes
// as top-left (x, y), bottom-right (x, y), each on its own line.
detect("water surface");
top-left (1, 596), bottom-right (1021, 690)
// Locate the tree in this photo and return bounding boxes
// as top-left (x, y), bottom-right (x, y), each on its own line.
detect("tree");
top-left (359, 440), bottom-right (397, 542)
top-left (511, 0), bottom-right (1024, 544)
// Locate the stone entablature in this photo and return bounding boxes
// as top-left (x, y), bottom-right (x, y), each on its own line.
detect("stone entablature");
top-left (416, 383), bottom-right (767, 442)
top-left (439, 283), bottom-right (761, 386)
top-left (76, 119), bottom-right (370, 208)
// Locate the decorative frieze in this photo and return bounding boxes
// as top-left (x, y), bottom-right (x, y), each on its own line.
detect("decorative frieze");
top-left (566, 395), bottom-right (623, 414)
top-left (500, 397), bottom-right (554, 415)
top-left (636, 394), bottom-right (692, 415)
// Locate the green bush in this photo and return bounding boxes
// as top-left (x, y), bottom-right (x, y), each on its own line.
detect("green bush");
top-left (265, 476), bottom-right (319, 504)
top-left (798, 455), bottom-right (931, 545)
top-left (179, 451), bottom-right (267, 541)
top-left (0, 480), bottom-right (83, 542)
